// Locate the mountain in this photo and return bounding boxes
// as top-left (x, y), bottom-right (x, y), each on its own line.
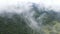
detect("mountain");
top-left (0, 2), bottom-right (60, 34)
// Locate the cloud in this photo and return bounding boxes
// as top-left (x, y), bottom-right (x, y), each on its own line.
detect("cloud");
top-left (0, 0), bottom-right (60, 12)
top-left (40, 0), bottom-right (60, 12)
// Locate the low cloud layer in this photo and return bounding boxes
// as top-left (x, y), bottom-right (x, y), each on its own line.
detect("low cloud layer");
top-left (0, 0), bottom-right (60, 12)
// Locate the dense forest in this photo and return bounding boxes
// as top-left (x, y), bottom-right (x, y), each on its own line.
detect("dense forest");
top-left (0, 3), bottom-right (60, 34)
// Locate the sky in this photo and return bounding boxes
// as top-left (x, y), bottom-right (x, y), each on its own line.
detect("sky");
top-left (40, 0), bottom-right (60, 11)
top-left (0, 0), bottom-right (40, 10)
top-left (0, 0), bottom-right (60, 11)
top-left (0, 0), bottom-right (40, 6)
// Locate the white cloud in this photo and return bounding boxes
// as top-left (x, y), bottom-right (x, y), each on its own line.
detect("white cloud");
top-left (0, 0), bottom-right (40, 10)
top-left (0, 0), bottom-right (60, 12)
top-left (40, 0), bottom-right (60, 12)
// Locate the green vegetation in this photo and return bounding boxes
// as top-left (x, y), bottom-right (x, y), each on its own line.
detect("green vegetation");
top-left (0, 12), bottom-right (60, 34)
top-left (0, 13), bottom-right (32, 34)
top-left (40, 21), bottom-right (60, 34)
top-left (0, 3), bottom-right (60, 34)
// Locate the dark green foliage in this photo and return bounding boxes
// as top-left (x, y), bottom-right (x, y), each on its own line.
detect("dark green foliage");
top-left (42, 10), bottom-right (57, 25)
top-left (0, 13), bottom-right (35, 34)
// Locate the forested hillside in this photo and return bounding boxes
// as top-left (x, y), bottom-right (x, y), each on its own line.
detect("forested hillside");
top-left (0, 3), bottom-right (60, 34)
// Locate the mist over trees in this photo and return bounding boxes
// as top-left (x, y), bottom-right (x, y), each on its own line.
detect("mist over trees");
top-left (0, 3), bottom-right (60, 34)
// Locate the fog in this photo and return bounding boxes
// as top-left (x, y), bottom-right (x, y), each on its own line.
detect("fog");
top-left (0, 0), bottom-right (60, 34)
